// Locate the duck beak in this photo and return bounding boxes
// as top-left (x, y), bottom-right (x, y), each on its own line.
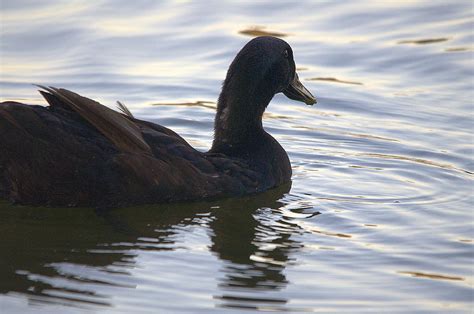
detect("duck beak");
top-left (283, 73), bottom-right (316, 106)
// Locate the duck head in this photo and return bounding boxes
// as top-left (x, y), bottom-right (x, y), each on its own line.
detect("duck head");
top-left (222, 36), bottom-right (315, 106)
top-left (213, 36), bottom-right (316, 150)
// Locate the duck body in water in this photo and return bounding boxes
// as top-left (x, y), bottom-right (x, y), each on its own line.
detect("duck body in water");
top-left (0, 36), bottom-right (316, 208)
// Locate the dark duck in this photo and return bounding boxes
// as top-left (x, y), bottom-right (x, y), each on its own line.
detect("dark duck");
top-left (0, 36), bottom-right (316, 208)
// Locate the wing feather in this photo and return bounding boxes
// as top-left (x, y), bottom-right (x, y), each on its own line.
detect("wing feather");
top-left (37, 86), bottom-right (151, 155)
top-left (116, 101), bottom-right (134, 118)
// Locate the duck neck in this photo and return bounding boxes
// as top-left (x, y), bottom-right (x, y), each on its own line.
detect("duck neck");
top-left (210, 85), bottom-right (274, 154)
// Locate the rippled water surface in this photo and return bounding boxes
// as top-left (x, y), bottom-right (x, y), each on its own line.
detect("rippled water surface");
top-left (1, 1), bottom-right (473, 313)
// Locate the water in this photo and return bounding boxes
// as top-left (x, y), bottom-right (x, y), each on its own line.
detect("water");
top-left (0, 1), bottom-right (473, 313)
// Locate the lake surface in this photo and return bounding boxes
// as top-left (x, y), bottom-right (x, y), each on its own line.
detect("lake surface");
top-left (0, 1), bottom-right (473, 313)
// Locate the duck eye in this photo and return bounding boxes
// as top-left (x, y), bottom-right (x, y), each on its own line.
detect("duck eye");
top-left (283, 49), bottom-right (289, 59)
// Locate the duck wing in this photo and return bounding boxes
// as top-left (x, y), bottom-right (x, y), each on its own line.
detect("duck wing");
top-left (0, 100), bottom-right (125, 206)
top-left (37, 86), bottom-right (152, 155)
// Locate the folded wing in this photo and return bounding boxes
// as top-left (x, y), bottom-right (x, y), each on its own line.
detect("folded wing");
top-left (37, 86), bottom-right (152, 155)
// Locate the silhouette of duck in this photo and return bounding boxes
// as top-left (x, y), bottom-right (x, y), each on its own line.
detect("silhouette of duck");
top-left (0, 36), bottom-right (316, 208)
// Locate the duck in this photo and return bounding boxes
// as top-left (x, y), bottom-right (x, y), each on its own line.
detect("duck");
top-left (0, 36), bottom-right (316, 208)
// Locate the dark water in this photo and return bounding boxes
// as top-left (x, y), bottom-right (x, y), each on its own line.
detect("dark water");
top-left (1, 1), bottom-right (473, 313)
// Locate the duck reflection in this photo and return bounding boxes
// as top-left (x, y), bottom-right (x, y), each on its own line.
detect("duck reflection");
top-left (210, 200), bottom-right (302, 291)
top-left (0, 182), bottom-right (306, 309)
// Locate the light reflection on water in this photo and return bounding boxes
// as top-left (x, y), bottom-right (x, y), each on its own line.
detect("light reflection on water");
top-left (1, 0), bottom-right (473, 313)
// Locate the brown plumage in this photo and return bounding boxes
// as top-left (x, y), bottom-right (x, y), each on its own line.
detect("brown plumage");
top-left (0, 36), bottom-right (316, 208)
